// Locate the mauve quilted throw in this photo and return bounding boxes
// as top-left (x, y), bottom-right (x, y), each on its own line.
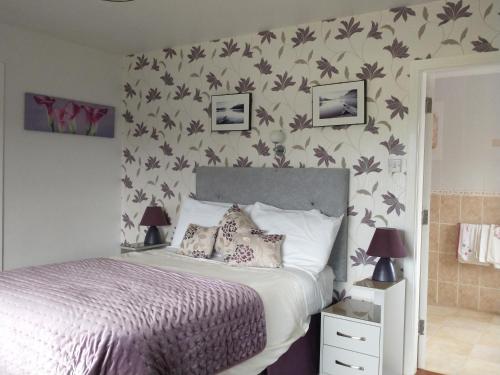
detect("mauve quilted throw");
top-left (0, 258), bottom-right (266, 375)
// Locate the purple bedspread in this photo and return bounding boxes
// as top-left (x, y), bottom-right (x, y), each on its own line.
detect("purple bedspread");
top-left (0, 258), bottom-right (266, 375)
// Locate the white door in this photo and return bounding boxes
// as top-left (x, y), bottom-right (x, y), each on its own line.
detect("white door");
top-left (0, 62), bottom-right (4, 271)
top-left (417, 75), bottom-right (435, 367)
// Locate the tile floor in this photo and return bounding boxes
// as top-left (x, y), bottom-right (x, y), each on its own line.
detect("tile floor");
top-left (423, 305), bottom-right (500, 375)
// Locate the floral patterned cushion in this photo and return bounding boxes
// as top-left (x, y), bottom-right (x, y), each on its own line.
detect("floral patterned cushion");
top-left (178, 224), bottom-right (218, 259)
top-left (215, 204), bottom-right (261, 256)
top-left (225, 232), bottom-right (284, 268)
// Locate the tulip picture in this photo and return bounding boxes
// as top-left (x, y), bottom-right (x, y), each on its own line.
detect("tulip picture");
top-left (33, 95), bottom-right (56, 132)
top-left (25, 93), bottom-right (114, 138)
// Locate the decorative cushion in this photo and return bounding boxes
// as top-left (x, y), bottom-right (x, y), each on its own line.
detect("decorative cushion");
top-left (215, 204), bottom-right (261, 256)
top-left (178, 224), bottom-right (218, 259)
top-left (225, 232), bottom-right (284, 268)
top-left (172, 197), bottom-right (248, 248)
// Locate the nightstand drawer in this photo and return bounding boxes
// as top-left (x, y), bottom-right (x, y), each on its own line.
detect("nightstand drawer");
top-left (322, 346), bottom-right (379, 375)
top-left (323, 316), bottom-right (380, 357)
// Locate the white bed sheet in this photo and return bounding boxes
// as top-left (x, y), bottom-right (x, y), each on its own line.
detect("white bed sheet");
top-left (116, 248), bottom-right (333, 374)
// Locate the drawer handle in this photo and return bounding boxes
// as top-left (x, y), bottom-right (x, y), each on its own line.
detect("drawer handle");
top-left (335, 360), bottom-right (364, 371)
top-left (336, 331), bottom-right (367, 341)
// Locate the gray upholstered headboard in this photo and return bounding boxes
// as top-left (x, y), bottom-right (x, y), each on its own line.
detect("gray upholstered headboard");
top-left (196, 167), bottom-right (349, 282)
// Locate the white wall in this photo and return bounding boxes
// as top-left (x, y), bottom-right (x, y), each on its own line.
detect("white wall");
top-left (431, 73), bottom-right (500, 194)
top-left (0, 23), bottom-right (122, 269)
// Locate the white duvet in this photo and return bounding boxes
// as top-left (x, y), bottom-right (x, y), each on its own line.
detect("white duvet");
top-left (117, 248), bottom-right (333, 374)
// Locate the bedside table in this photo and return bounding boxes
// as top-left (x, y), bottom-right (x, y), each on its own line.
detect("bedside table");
top-left (120, 242), bottom-right (170, 254)
top-left (320, 278), bottom-right (405, 375)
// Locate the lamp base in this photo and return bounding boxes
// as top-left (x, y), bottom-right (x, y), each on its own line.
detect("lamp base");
top-left (144, 226), bottom-right (162, 246)
top-left (372, 257), bottom-right (397, 282)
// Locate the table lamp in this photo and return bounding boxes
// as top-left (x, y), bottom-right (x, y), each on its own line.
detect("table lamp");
top-left (366, 227), bottom-right (407, 282)
top-left (140, 206), bottom-right (171, 246)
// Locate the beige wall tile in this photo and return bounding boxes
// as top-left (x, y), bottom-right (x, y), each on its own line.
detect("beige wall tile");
top-left (461, 195), bottom-right (483, 224)
top-left (430, 193), bottom-right (441, 223)
top-left (479, 267), bottom-right (500, 288)
top-left (440, 195), bottom-right (460, 224)
top-left (479, 288), bottom-right (500, 314)
top-left (429, 223), bottom-right (439, 252)
top-left (439, 253), bottom-right (459, 282)
top-left (428, 278), bottom-right (438, 305)
top-left (439, 224), bottom-right (459, 254)
top-left (427, 194), bottom-right (499, 312)
top-left (483, 197), bottom-right (500, 225)
top-left (429, 251), bottom-right (438, 279)
top-left (460, 264), bottom-right (481, 286)
top-left (458, 284), bottom-right (479, 310)
top-left (438, 282), bottom-right (458, 307)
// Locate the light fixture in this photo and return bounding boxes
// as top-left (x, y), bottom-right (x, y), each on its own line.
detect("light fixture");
top-left (140, 206), bottom-right (171, 246)
top-left (101, 0), bottom-right (134, 2)
top-left (270, 130), bottom-right (286, 157)
top-left (366, 228), bottom-right (407, 282)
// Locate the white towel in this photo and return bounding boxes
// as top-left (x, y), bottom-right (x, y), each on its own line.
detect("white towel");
top-left (458, 224), bottom-right (480, 263)
top-left (478, 224), bottom-right (491, 263)
top-left (486, 225), bottom-right (500, 269)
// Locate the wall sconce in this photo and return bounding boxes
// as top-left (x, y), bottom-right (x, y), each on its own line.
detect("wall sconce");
top-left (270, 130), bottom-right (286, 157)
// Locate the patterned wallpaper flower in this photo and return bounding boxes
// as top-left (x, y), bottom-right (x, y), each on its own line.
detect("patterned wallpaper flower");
top-left (120, 0), bottom-right (499, 294)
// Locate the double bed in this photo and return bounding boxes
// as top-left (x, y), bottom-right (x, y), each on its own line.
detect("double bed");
top-left (0, 167), bottom-right (349, 375)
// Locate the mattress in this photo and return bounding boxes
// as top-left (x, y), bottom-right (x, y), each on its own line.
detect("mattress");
top-left (118, 248), bottom-right (334, 374)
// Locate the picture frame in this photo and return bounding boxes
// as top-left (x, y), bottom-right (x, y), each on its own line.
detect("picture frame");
top-left (211, 93), bottom-right (251, 132)
top-left (312, 80), bottom-right (366, 127)
top-left (24, 93), bottom-right (115, 138)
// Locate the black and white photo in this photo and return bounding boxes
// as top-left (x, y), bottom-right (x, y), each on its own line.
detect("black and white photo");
top-left (312, 80), bottom-right (366, 127)
top-left (211, 93), bottom-right (251, 132)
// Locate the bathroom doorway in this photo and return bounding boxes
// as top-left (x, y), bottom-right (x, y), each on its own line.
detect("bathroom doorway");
top-left (418, 65), bottom-right (500, 374)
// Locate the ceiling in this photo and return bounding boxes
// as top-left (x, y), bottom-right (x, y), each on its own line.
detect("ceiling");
top-left (0, 0), bottom-right (432, 55)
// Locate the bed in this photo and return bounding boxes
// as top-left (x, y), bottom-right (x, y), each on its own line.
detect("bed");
top-left (0, 167), bottom-right (349, 375)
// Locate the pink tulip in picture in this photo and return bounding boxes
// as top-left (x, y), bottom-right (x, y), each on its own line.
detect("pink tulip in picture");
top-left (25, 93), bottom-right (115, 138)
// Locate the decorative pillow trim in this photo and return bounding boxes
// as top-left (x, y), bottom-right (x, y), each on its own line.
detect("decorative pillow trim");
top-left (178, 224), bottom-right (218, 259)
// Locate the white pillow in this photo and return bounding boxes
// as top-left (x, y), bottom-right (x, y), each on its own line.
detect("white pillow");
top-left (171, 197), bottom-right (250, 247)
top-left (248, 202), bottom-right (343, 274)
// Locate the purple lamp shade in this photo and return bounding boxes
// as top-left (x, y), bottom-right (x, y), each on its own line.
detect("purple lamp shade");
top-left (367, 228), bottom-right (407, 258)
top-left (139, 206), bottom-right (171, 227)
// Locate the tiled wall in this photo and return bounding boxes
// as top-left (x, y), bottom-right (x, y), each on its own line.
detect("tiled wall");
top-left (428, 193), bottom-right (500, 313)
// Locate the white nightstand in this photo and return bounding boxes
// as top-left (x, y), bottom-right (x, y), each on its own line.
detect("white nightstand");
top-left (320, 278), bottom-right (405, 375)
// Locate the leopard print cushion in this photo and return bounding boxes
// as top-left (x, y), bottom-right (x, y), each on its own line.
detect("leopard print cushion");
top-left (215, 205), bottom-right (261, 257)
top-left (178, 224), bottom-right (218, 259)
top-left (225, 232), bottom-right (284, 268)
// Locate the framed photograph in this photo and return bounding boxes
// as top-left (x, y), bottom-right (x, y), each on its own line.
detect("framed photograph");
top-left (312, 80), bottom-right (366, 127)
top-left (25, 93), bottom-right (115, 138)
top-left (211, 93), bottom-right (251, 132)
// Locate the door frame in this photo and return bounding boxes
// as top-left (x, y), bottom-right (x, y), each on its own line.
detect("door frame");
top-left (404, 51), bottom-right (500, 374)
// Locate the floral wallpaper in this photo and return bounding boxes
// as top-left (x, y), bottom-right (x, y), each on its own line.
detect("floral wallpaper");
top-left (120, 0), bottom-right (499, 294)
